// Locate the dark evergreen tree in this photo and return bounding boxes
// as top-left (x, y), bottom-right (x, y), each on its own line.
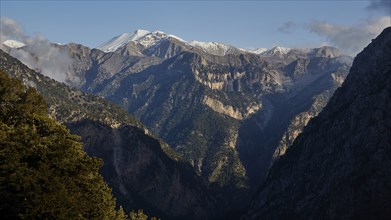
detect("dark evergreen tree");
top-left (0, 70), bottom-right (126, 219)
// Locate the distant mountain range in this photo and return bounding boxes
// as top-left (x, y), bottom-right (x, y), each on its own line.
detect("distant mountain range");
top-left (62, 31), bottom-right (352, 189)
top-left (1, 28), bottom-right (356, 218)
top-left (2, 23), bottom-right (391, 220)
top-left (96, 29), bottom-right (281, 57)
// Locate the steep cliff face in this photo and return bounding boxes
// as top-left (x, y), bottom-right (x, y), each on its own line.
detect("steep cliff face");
top-left (272, 91), bottom-right (333, 160)
top-left (50, 41), bottom-right (352, 193)
top-left (0, 50), bottom-right (218, 220)
top-left (67, 120), bottom-right (217, 219)
top-left (235, 52), bottom-right (350, 186)
top-left (2, 35), bottom-right (353, 213)
top-left (244, 27), bottom-right (391, 219)
top-left (94, 52), bottom-right (257, 189)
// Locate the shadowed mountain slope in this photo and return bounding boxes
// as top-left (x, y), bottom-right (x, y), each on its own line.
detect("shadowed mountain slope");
top-left (244, 27), bottom-right (391, 220)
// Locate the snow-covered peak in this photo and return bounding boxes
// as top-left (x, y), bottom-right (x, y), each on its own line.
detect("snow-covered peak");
top-left (96, 30), bottom-right (150, 52)
top-left (152, 30), bottom-right (165, 35)
top-left (247, 48), bottom-right (268, 54)
top-left (137, 31), bottom-right (171, 48)
top-left (2, 39), bottom-right (26, 49)
top-left (97, 29), bottom-right (187, 52)
top-left (97, 29), bottom-right (277, 57)
top-left (131, 29), bottom-right (151, 41)
top-left (188, 41), bottom-right (235, 56)
top-left (167, 34), bottom-right (186, 42)
top-left (96, 33), bottom-right (130, 52)
top-left (189, 41), bottom-right (225, 48)
top-left (262, 46), bottom-right (291, 56)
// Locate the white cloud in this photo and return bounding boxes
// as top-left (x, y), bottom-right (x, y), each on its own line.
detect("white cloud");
top-left (0, 17), bottom-right (26, 42)
top-left (308, 16), bottom-right (391, 55)
top-left (1, 17), bottom-right (74, 83)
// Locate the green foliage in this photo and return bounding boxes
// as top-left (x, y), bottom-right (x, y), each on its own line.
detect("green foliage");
top-left (0, 70), bottom-right (126, 219)
top-left (0, 71), bottom-right (46, 125)
top-left (129, 209), bottom-right (159, 220)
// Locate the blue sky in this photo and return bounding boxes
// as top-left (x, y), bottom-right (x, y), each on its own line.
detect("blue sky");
top-left (1, 0), bottom-right (390, 54)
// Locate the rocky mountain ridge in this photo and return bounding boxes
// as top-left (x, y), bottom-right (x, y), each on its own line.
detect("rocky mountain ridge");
top-left (243, 27), bottom-right (391, 220)
top-left (3, 31), bottom-right (353, 211)
top-left (96, 29), bottom-right (319, 58)
top-left (62, 40), bottom-right (352, 191)
top-left (0, 49), bottom-right (219, 219)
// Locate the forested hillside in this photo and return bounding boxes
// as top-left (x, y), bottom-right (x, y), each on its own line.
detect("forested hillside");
top-left (0, 70), bottom-right (127, 219)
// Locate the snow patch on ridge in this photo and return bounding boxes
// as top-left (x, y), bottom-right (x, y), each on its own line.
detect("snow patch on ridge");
top-left (2, 39), bottom-right (26, 49)
top-left (97, 29), bottom-right (151, 52)
top-left (97, 29), bottom-right (297, 57)
top-left (97, 29), bottom-right (241, 56)
top-left (188, 41), bottom-right (234, 56)
top-left (97, 29), bottom-right (186, 52)
top-left (247, 48), bottom-right (268, 54)
top-left (261, 46), bottom-right (291, 56)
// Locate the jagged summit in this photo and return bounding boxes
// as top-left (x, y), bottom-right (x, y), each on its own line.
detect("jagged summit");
top-left (96, 29), bottom-right (185, 52)
top-left (261, 46), bottom-right (291, 56)
top-left (97, 29), bottom-right (244, 56)
top-left (130, 29), bottom-right (151, 40)
top-left (96, 29), bottom-right (352, 59)
top-left (97, 29), bottom-right (260, 56)
top-left (247, 48), bottom-right (268, 54)
top-left (188, 40), bottom-right (241, 56)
